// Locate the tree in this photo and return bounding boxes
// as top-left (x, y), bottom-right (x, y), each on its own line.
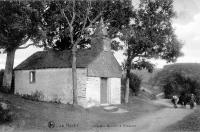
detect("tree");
top-left (35, 0), bottom-right (134, 104)
top-left (121, 0), bottom-right (183, 103)
top-left (39, 0), bottom-right (134, 51)
top-left (0, 2), bottom-right (43, 92)
top-left (0, 70), bottom-right (4, 87)
top-left (129, 73), bottom-right (141, 96)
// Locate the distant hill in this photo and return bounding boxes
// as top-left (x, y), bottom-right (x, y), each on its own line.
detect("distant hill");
top-left (150, 63), bottom-right (200, 102)
top-left (152, 63), bottom-right (200, 87)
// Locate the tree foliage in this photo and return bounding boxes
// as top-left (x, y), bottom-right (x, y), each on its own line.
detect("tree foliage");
top-left (0, 0), bottom-right (135, 101)
top-left (29, 0), bottom-right (135, 104)
top-left (121, 0), bottom-right (183, 103)
top-left (30, 0), bottom-right (134, 51)
top-left (122, 0), bottom-right (183, 72)
top-left (152, 64), bottom-right (200, 104)
top-left (162, 72), bottom-right (200, 104)
top-left (0, 1), bottom-right (43, 51)
top-left (0, 1), bottom-right (44, 91)
top-left (152, 63), bottom-right (200, 87)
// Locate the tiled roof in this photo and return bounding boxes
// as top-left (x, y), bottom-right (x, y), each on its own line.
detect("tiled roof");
top-left (15, 49), bottom-right (122, 77)
top-left (15, 49), bottom-right (99, 70)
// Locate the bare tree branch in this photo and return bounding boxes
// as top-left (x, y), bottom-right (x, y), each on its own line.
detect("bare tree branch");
top-left (60, 6), bottom-right (74, 45)
top-left (75, 37), bottom-right (82, 47)
top-left (88, 17), bottom-right (92, 23)
top-left (104, 18), bottom-right (117, 24)
top-left (18, 43), bottom-right (35, 49)
top-left (70, 0), bottom-right (76, 26)
top-left (86, 12), bottom-right (102, 29)
top-left (65, 6), bottom-right (73, 19)
top-left (80, 3), bottom-right (90, 36)
top-left (60, 8), bottom-right (71, 27)
top-left (19, 36), bottom-right (30, 46)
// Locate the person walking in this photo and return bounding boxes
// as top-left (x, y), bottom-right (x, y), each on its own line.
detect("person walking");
top-left (172, 95), bottom-right (179, 108)
top-left (190, 94), bottom-right (196, 109)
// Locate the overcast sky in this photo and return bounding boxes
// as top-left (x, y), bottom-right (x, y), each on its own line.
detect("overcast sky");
top-left (117, 0), bottom-right (200, 68)
top-left (1, 0), bottom-right (200, 69)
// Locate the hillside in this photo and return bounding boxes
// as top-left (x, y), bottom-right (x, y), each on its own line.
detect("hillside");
top-left (132, 63), bottom-right (200, 97)
top-left (132, 68), bottom-right (161, 84)
top-left (131, 68), bottom-right (162, 95)
top-left (152, 63), bottom-right (200, 86)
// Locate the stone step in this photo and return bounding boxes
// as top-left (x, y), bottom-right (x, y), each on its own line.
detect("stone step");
top-left (103, 106), bottom-right (119, 112)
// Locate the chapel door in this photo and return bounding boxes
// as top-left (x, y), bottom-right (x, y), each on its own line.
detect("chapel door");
top-left (100, 77), bottom-right (108, 104)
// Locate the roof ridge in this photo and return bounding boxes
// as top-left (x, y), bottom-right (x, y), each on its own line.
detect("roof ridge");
top-left (14, 49), bottom-right (100, 70)
top-left (14, 51), bottom-right (45, 69)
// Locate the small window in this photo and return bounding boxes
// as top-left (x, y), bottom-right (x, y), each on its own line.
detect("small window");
top-left (29, 71), bottom-right (36, 83)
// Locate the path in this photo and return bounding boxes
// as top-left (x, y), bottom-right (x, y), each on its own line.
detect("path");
top-left (94, 99), bottom-right (194, 132)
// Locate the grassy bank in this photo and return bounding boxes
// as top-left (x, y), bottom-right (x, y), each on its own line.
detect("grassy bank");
top-left (0, 92), bottom-right (165, 131)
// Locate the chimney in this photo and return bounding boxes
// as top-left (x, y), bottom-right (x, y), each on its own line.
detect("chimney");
top-left (91, 18), bottom-right (111, 52)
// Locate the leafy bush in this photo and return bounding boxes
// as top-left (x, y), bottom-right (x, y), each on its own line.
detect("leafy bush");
top-left (151, 64), bottom-right (200, 104)
top-left (50, 95), bottom-right (62, 104)
top-left (0, 109), bottom-right (13, 122)
top-left (50, 99), bottom-right (61, 104)
top-left (162, 72), bottom-right (200, 104)
top-left (0, 69), bottom-right (14, 93)
top-left (129, 73), bottom-right (141, 96)
top-left (152, 63), bottom-right (200, 87)
top-left (21, 91), bottom-right (44, 101)
top-left (0, 102), bottom-right (14, 123)
top-left (121, 72), bottom-right (142, 101)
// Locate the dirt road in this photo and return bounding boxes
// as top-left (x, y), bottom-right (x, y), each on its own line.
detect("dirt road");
top-left (94, 100), bottom-right (194, 132)
top-left (122, 108), bottom-right (192, 132)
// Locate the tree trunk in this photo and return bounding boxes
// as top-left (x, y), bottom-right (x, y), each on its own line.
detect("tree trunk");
top-left (124, 48), bottom-right (132, 104)
top-left (124, 69), bottom-right (130, 103)
top-left (2, 49), bottom-right (16, 92)
top-left (72, 45), bottom-right (78, 104)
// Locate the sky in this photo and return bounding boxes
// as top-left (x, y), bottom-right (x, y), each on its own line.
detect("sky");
top-left (1, 0), bottom-right (200, 69)
top-left (117, 0), bottom-right (200, 68)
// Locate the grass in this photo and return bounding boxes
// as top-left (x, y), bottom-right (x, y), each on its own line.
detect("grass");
top-left (0, 92), bottom-right (165, 131)
top-left (164, 106), bottom-right (200, 132)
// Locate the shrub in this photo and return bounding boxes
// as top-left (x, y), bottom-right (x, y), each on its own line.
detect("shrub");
top-left (21, 90), bottom-right (44, 101)
top-left (50, 99), bottom-right (61, 104)
top-left (0, 102), bottom-right (14, 123)
top-left (163, 72), bottom-right (200, 104)
top-left (51, 95), bottom-right (62, 104)
top-left (0, 69), bottom-right (14, 93)
top-left (0, 109), bottom-right (13, 122)
top-left (129, 73), bottom-right (141, 96)
top-left (121, 72), bottom-right (142, 100)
